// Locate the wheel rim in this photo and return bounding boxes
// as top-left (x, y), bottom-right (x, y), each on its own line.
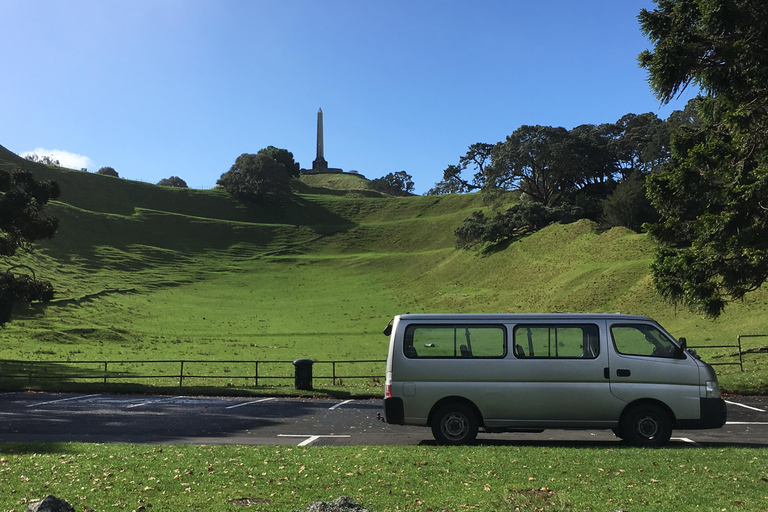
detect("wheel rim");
top-left (441, 412), bottom-right (469, 441)
top-left (635, 414), bottom-right (660, 439)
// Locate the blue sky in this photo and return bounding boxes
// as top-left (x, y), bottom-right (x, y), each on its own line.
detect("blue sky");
top-left (0, 0), bottom-right (696, 193)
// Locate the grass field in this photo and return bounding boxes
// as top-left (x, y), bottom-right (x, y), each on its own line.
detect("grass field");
top-left (0, 144), bottom-right (766, 395)
top-left (1, 442), bottom-right (766, 511)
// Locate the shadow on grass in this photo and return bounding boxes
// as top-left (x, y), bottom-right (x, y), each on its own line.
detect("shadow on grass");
top-left (0, 442), bottom-right (80, 455)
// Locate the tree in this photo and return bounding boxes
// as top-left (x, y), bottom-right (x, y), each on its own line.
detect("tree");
top-left (24, 154), bottom-right (60, 166)
top-left (639, 0), bottom-right (768, 317)
top-left (257, 146), bottom-right (301, 178)
top-left (369, 171), bottom-right (415, 196)
top-left (601, 171), bottom-right (658, 232)
top-left (217, 153), bottom-right (292, 204)
top-left (455, 202), bottom-right (583, 249)
top-left (427, 143), bottom-right (493, 195)
top-left (157, 176), bottom-right (188, 188)
top-left (486, 125), bottom-right (615, 207)
top-left (0, 168), bottom-right (60, 325)
top-left (97, 167), bottom-right (119, 177)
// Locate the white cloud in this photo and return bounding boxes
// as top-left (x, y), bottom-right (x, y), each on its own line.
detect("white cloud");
top-left (21, 147), bottom-right (95, 171)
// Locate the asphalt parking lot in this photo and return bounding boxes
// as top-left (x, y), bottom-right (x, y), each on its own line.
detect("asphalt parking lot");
top-left (1, 392), bottom-right (765, 447)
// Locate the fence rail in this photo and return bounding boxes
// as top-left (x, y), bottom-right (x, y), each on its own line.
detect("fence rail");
top-left (688, 334), bottom-right (768, 372)
top-left (0, 359), bottom-right (386, 388)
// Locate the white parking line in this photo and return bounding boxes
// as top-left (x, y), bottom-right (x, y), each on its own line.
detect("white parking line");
top-left (278, 434), bottom-right (351, 446)
top-left (725, 400), bottom-right (765, 413)
top-left (27, 394), bottom-right (101, 407)
top-left (726, 421), bottom-right (768, 425)
top-left (329, 399), bottom-right (354, 410)
top-left (225, 397), bottom-right (276, 409)
top-left (126, 396), bottom-right (184, 409)
top-left (674, 437), bottom-right (703, 447)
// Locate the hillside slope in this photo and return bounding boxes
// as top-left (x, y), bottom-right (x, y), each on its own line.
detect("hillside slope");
top-left (0, 144), bottom-right (765, 392)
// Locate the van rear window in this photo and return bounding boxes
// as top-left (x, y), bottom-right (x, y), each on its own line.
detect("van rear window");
top-left (512, 324), bottom-right (600, 359)
top-left (403, 325), bottom-right (506, 358)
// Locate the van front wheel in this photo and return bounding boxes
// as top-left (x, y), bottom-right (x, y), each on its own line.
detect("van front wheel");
top-left (431, 403), bottom-right (478, 445)
top-left (621, 404), bottom-right (672, 447)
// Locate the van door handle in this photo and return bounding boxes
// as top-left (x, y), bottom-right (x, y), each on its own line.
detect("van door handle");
top-left (603, 367), bottom-right (610, 380)
top-left (616, 369), bottom-right (631, 377)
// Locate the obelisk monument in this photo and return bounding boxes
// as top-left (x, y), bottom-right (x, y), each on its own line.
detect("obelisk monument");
top-left (312, 108), bottom-right (328, 172)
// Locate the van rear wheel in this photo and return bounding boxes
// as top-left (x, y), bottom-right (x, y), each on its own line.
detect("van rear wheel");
top-left (431, 403), bottom-right (478, 445)
top-left (621, 404), bottom-right (672, 447)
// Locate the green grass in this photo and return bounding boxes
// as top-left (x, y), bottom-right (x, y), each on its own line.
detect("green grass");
top-left (1, 442), bottom-right (766, 511)
top-left (0, 144), bottom-right (766, 395)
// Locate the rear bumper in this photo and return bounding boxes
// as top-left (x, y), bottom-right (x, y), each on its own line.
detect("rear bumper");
top-left (384, 397), bottom-right (404, 425)
top-left (677, 397), bottom-right (727, 430)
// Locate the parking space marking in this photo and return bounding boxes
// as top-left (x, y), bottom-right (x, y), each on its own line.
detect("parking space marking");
top-left (725, 400), bottom-right (765, 413)
top-left (726, 421), bottom-right (768, 425)
top-left (278, 434), bottom-right (351, 446)
top-left (225, 397), bottom-right (276, 409)
top-left (674, 437), bottom-right (703, 447)
top-left (329, 399), bottom-right (354, 410)
top-left (126, 396), bottom-right (184, 409)
top-left (27, 394), bottom-right (101, 407)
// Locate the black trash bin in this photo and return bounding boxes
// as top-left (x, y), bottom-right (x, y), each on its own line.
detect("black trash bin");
top-left (293, 358), bottom-right (314, 390)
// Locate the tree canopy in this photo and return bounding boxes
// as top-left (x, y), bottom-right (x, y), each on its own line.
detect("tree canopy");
top-left (217, 153), bottom-right (292, 204)
top-left (157, 176), bottom-right (188, 188)
top-left (96, 167), bottom-right (119, 178)
top-left (639, 0), bottom-right (768, 317)
top-left (0, 168), bottom-right (60, 325)
top-left (369, 171), bottom-right (415, 196)
top-left (257, 146), bottom-right (301, 178)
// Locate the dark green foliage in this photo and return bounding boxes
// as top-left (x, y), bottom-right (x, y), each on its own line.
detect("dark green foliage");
top-left (455, 202), bottom-right (583, 249)
top-left (217, 153), bottom-right (292, 204)
top-left (97, 166), bottom-right (119, 177)
top-left (257, 146), bottom-right (301, 178)
top-left (369, 171), bottom-right (415, 196)
top-left (0, 169), bottom-right (60, 324)
top-left (483, 124), bottom-right (617, 208)
top-left (157, 176), bottom-right (188, 188)
top-left (428, 143), bottom-right (493, 195)
top-left (639, 0), bottom-right (768, 317)
top-left (601, 172), bottom-right (658, 232)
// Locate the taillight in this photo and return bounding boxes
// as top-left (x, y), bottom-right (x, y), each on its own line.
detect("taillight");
top-left (385, 384), bottom-right (392, 398)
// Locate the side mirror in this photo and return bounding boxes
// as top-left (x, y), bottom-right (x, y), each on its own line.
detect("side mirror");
top-left (679, 337), bottom-right (687, 351)
top-left (383, 320), bottom-right (393, 336)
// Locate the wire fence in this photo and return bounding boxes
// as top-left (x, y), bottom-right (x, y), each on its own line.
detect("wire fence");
top-left (0, 359), bottom-right (386, 388)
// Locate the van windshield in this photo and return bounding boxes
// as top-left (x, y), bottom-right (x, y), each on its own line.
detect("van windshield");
top-left (611, 324), bottom-right (680, 358)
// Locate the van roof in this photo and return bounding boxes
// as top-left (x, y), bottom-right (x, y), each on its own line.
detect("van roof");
top-left (396, 313), bottom-right (654, 322)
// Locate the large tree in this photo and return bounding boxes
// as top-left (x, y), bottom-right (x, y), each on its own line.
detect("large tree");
top-left (369, 171), bottom-right (415, 196)
top-left (639, 0), bottom-right (768, 317)
top-left (257, 146), bottom-right (301, 178)
top-left (217, 153), bottom-right (292, 204)
top-left (0, 168), bottom-right (60, 324)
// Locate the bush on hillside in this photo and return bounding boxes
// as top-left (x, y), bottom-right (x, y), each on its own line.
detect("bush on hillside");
top-left (368, 171), bottom-right (414, 196)
top-left (217, 153), bottom-right (292, 204)
top-left (455, 202), bottom-right (583, 249)
top-left (601, 171), bottom-right (659, 232)
top-left (157, 176), bottom-right (188, 188)
top-left (0, 169), bottom-right (60, 325)
top-left (97, 167), bottom-right (119, 178)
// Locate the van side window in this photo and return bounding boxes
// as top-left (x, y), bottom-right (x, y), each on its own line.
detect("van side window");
top-left (512, 324), bottom-right (600, 359)
top-left (611, 324), bottom-right (679, 358)
top-left (403, 325), bottom-right (506, 358)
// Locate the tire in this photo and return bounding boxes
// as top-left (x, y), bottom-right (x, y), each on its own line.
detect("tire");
top-left (621, 404), bottom-right (672, 447)
top-left (430, 403), bottom-right (479, 445)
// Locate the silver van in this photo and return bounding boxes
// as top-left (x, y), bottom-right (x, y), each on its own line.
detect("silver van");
top-left (383, 313), bottom-right (726, 446)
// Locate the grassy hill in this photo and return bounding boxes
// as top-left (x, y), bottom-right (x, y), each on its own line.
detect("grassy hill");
top-left (0, 144), bottom-right (765, 393)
